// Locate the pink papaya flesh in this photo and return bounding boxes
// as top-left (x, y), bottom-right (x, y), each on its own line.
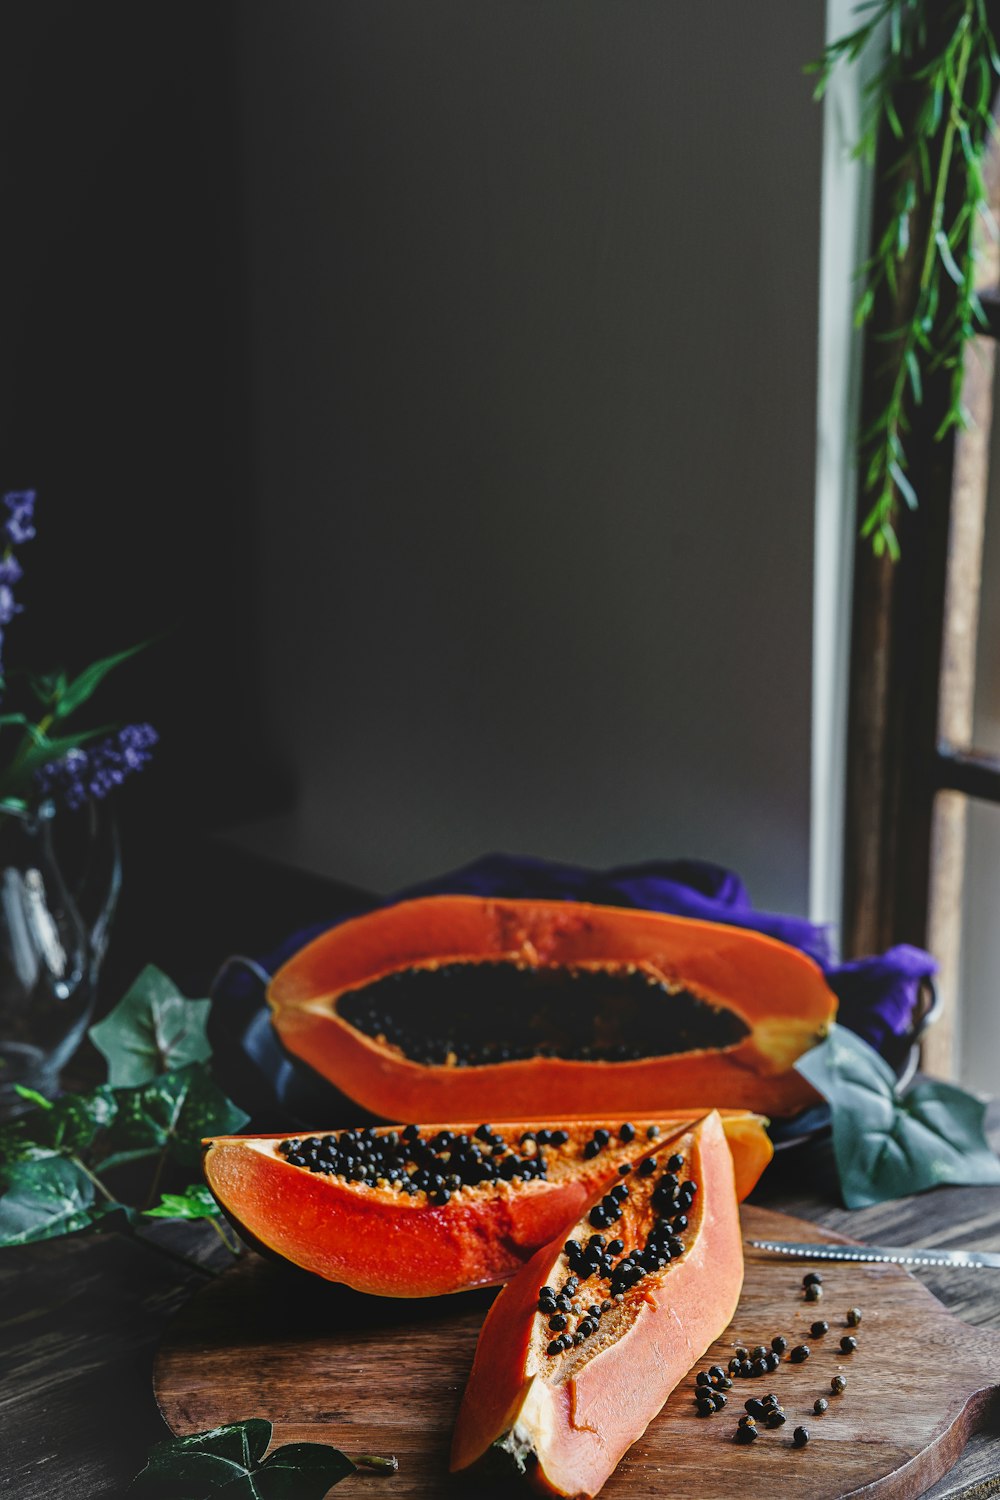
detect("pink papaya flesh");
top-left (267, 895), bottom-right (836, 1119)
top-left (202, 1112), bottom-right (767, 1298)
top-left (450, 1111), bottom-right (743, 1497)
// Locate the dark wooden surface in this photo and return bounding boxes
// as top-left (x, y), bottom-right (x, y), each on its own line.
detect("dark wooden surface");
top-left (153, 1203), bottom-right (1000, 1500)
top-left (2, 840), bottom-right (1000, 1498)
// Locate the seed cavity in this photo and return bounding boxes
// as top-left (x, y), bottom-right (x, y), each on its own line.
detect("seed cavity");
top-left (543, 1153), bottom-right (690, 1358)
top-left (338, 961), bottom-right (750, 1067)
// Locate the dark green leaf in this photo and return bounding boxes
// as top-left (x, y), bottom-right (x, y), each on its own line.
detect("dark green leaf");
top-left (0, 1155), bottom-right (104, 1245)
top-left (26, 671), bottom-right (66, 708)
top-left (216, 1443), bottom-right (355, 1499)
top-left (54, 641), bottom-right (149, 721)
top-left (129, 1421), bottom-right (355, 1499)
top-left (26, 1085), bottom-right (119, 1155)
top-left (101, 1064), bottom-right (248, 1172)
top-left (145, 1184), bottom-right (221, 1221)
top-left (904, 348), bottom-right (923, 402)
top-left (795, 1024), bottom-right (1000, 1209)
top-left (89, 965), bottom-right (213, 1085)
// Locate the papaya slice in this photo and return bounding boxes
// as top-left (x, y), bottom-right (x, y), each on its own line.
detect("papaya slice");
top-left (202, 1112), bottom-right (768, 1298)
top-left (450, 1110), bottom-right (743, 1498)
top-left (267, 895), bottom-right (836, 1119)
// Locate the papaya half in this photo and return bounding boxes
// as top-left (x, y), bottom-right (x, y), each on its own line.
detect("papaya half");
top-left (202, 1112), bottom-right (769, 1298)
top-left (450, 1110), bottom-right (742, 1498)
top-left (267, 895), bottom-right (836, 1120)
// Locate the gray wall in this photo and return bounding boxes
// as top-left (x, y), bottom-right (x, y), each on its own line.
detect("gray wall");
top-left (232, 2), bottom-right (825, 912)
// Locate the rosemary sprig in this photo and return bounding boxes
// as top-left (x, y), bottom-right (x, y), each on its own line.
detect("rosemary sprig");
top-left (811, 0), bottom-right (1000, 559)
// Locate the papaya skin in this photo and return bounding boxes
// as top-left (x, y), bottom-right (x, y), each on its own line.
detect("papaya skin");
top-left (450, 1111), bottom-right (743, 1498)
top-left (267, 895), bottom-right (835, 1119)
top-left (202, 1114), bottom-right (769, 1298)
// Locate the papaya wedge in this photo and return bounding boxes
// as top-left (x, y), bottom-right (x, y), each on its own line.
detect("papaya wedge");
top-left (267, 895), bottom-right (835, 1120)
top-left (450, 1110), bottom-right (743, 1498)
top-left (202, 1112), bottom-right (768, 1297)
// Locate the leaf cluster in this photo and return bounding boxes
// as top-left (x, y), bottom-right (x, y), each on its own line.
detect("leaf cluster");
top-left (811, 0), bottom-right (1000, 558)
top-left (795, 1022), bottom-right (1000, 1207)
top-left (0, 965), bottom-right (247, 1249)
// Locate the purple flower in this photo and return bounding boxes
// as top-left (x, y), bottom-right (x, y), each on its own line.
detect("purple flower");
top-left (0, 584), bottom-right (21, 627)
top-left (35, 723), bottom-right (158, 810)
top-left (0, 556), bottom-right (23, 587)
top-left (3, 490), bottom-right (36, 546)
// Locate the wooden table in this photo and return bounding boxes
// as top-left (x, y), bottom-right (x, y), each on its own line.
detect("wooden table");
top-left (1, 840), bottom-right (999, 1497)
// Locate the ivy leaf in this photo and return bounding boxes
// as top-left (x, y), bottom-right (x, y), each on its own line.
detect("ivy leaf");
top-left (145, 1184), bottom-right (221, 1221)
top-left (0, 1155), bottom-right (105, 1245)
top-left (101, 1064), bottom-right (249, 1172)
top-left (795, 1024), bottom-right (1000, 1209)
top-left (90, 965), bottom-right (213, 1085)
top-left (128, 1420), bottom-right (355, 1499)
top-left (25, 1085), bottom-right (119, 1156)
top-left (54, 640), bottom-right (149, 722)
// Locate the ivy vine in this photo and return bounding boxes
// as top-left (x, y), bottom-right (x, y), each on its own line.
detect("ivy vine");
top-left (813, 0), bottom-right (1000, 559)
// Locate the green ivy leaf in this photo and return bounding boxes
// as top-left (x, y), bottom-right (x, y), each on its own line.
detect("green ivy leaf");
top-left (54, 641), bottom-right (149, 722)
top-left (795, 1024), bottom-right (1000, 1209)
top-left (90, 965), bottom-right (213, 1086)
top-left (128, 1421), bottom-right (355, 1499)
top-left (101, 1064), bottom-right (249, 1172)
top-left (145, 1184), bottom-right (221, 1221)
top-left (25, 1085), bottom-right (119, 1156)
top-left (0, 1155), bottom-right (103, 1245)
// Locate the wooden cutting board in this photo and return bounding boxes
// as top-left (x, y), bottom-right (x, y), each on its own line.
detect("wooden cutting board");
top-left (154, 1205), bottom-right (1000, 1498)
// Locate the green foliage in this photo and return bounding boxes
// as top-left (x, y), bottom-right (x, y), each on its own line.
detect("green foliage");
top-left (811, 0), bottom-right (1000, 557)
top-left (53, 641), bottom-right (148, 722)
top-left (0, 966), bottom-right (247, 1255)
top-left (101, 1065), bottom-right (248, 1172)
top-left (90, 965), bottom-right (213, 1085)
top-left (128, 1421), bottom-right (356, 1499)
top-left (145, 1184), bottom-right (221, 1221)
top-left (795, 1023), bottom-right (1000, 1207)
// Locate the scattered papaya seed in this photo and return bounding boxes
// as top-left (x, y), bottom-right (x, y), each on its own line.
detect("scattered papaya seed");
top-left (810, 1320), bottom-right (829, 1338)
top-left (804, 1283), bottom-right (823, 1302)
top-left (814, 1398), bottom-right (828, 1415)
top-left (793, 1426), bottom-right (810, 1447)
top-left (847, 1307), bottom-right (862, 1327)
top-left (840, 1335), bottom-right (858, 1354)
top-left (803, 1272), bottom-right (823, 1287)
top-left (831, 1374), bottom-right (847, 1394)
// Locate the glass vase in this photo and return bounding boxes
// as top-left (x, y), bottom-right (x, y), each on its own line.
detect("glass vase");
top-left (0, 800), bottom-right (120, 1117)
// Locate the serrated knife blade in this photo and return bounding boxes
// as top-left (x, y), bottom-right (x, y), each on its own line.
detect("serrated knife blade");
top-left (748, 1238), bottom-right (1000, 1269)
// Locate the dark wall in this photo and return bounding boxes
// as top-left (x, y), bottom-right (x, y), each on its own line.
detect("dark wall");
top-left (0, 2), bottom-right (279, 833)
top-left (232, 1), bottom-right (824, 911)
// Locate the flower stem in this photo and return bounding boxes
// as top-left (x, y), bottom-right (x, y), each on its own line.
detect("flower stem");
top-left (354, 1454), bottom-right (399, 1474)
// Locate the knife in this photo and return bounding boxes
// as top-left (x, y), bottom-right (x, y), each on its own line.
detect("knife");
top-left (747, 1238), bottom-right (1000, 1269)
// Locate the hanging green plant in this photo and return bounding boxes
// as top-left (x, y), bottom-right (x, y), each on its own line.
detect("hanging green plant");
top-left (812, 0), bottom-right (1000, 559)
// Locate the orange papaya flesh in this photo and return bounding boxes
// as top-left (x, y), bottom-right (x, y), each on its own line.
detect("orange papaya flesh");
top-left (450, 1111), bottom-right (743, 1498)
top-left (202, 1112), bottom-right (767, 1298)
top-left (267, 895), bottom-right (836, 1120)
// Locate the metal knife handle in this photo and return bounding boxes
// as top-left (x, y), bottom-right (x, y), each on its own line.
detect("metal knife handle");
top-left (748, 1238), bottom-right (1000, 1269)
